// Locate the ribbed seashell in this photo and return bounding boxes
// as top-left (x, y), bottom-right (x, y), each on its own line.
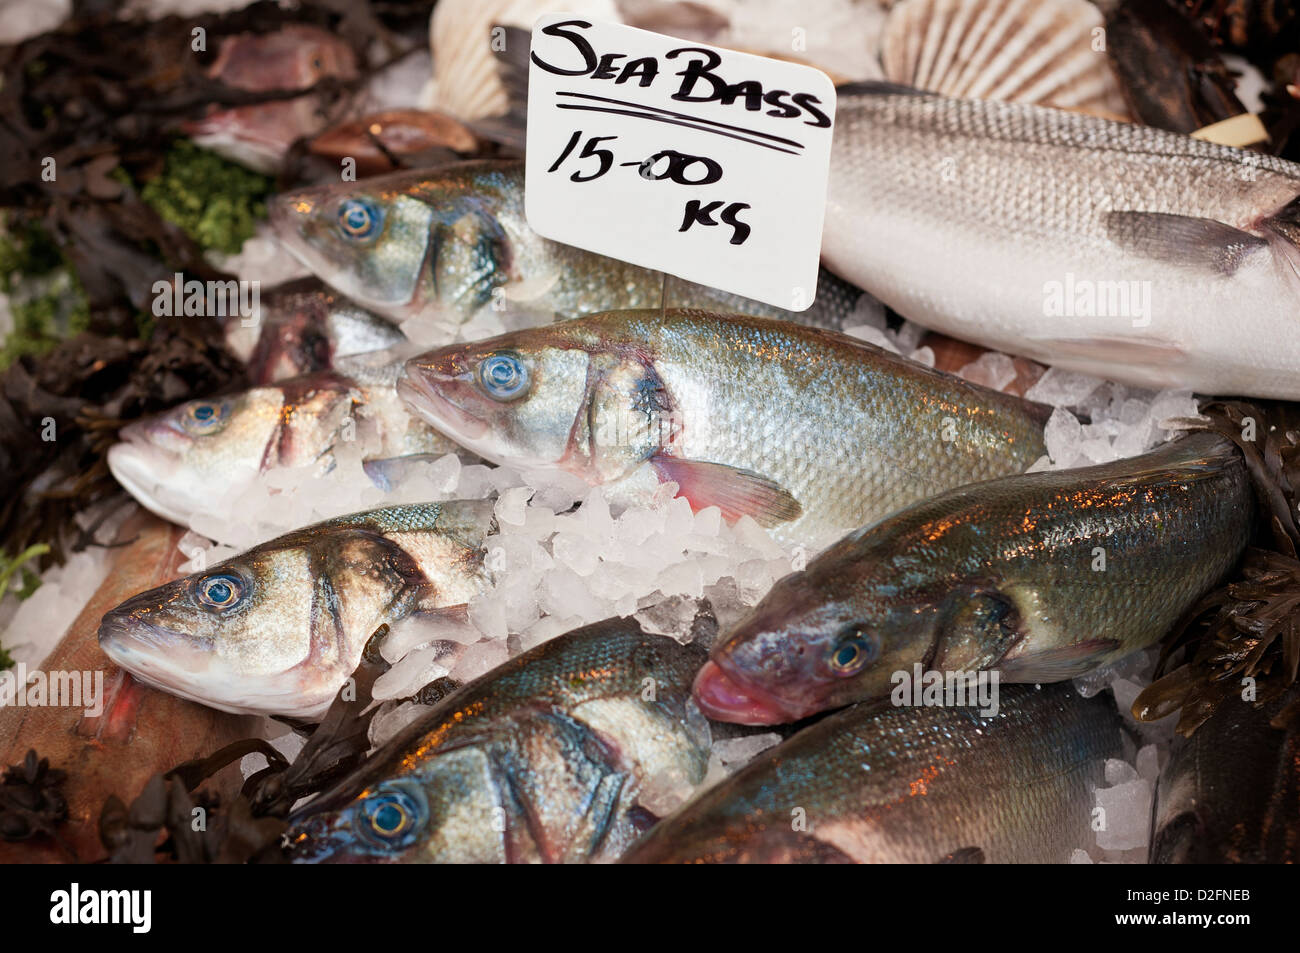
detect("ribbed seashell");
top-left (881, 0), bottom-right (1130, 119)
top-left (429, 0), bottom-right (622, 121)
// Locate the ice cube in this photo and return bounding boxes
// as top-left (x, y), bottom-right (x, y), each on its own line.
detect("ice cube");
top-left (957, 352), bottom-right (1017, 392)
top-left (494, 486), bottom-right (533, 527)
top-left (1094, 778), bottom-right (1153, 851)
top-left (1026, 367), bottom-right (1105, 407)
top-left (1043, 407), bottom-right (1083, 468)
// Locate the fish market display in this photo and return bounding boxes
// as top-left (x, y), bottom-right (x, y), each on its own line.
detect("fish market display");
top-left (624, 682), bottom-right (1121, 863)
top-left (399, 309), bottom-right (1049, 547)
top-left (224, 278), bottom-right (405, 385)
top-left (287, 618), bottom-right (710, 863)
top-left (1151, 686), bottom-right (1300, 863)
top-left (183, 24), bottom-right (359, 174)
top-left (822, 82), bottom-right (1300, 399)
top-left (106, 361), bottom-right (463, 527)
top-left (96, 501), bottom-right (494, 719)
top-left (270, 160), bottom-right (867, 332)
top-left (8, 0), bottom-right (1300, 873)
top-left (696, 433), bottom-right (1253, 725)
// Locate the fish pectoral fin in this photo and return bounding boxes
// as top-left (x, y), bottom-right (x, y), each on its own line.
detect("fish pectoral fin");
top-left (502, 270), bottom-right (561, 303)
top-left (1029, 336), bottom-right (1188, 369)
top-left (995, 639), bottom-right (1121, 682)
top-left (937, 846), bottom-right (986, 864)
top-left (651, 455), bottom-right (803, 528)
top-left (1104, 210), bottom-right (1269, 275)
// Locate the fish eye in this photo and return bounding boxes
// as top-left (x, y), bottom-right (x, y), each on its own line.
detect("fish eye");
top-left (337, 198), bottom-right (382, 240)
top-left (182, 400), bottom-right (228, 434)
top-left (477, 353), bottom-right (529, 401)
top-left (195, 572), bottom-right (245, 612)
top-left (358, 787), bottom-right (424, 849)
top-left (829, 626), bottom-right (878, 676)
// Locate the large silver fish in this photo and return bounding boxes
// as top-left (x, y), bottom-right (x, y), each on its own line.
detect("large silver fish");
top-left (107, 360), bottom-right (463, 527)
top-left (1151, 686), bottom-right (1300, 863)
top-left (823, 82), bottom-right (1300, 399)
top-left (97, 501), bottom-right (493, 719)
top-left (623, 682), bottom-right (1122, 863)
top-left (696, 432), bottom-right (1253, 724)
top-left (269, 159), bottom-right (866, 331)
top-left (287, 618), bottom-right (711, 863)
top-left (399, 309), bottom-right (1049, 548)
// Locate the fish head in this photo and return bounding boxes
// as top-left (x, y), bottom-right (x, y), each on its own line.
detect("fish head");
top-left (286, 776), bottom-right (435, 863)
top-left (107, 377), bottom-right (352, 525)
top-left (401, 316), bottom-right (669, 484)
top-left (97, 547), bottom-right (347, 718)
top-left (400, 329), bottom-right (592, 472)
top-left (107, 391), bottom-right (282, 525)
top-left (269, 163), bottom-right (525, 323)
top-left (695, 532), bottom-right (999, 724)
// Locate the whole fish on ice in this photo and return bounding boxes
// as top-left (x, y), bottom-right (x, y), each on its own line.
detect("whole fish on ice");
top-left (269, 159), bottom-right (867, 333)
top-left (399, 309), bottom-right (1049, 548)
top-left (696, 433), bottom-right (1253, 724)
top-left (623, 682), bottom-right (1121, 864)
top-left (823, 82), bottom-right (1300, 398)
top-left (287, 618), bottom-right (711, 863)
top-left (97, 501), bottom-right (493, 719)
top-left (107, 360), bottom-right (466, 528)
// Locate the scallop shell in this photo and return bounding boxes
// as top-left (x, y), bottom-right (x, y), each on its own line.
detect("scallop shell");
top-left (881, 0), bottom-right (1130, 118)
top-left (429, 0), bottom-right (623, 122)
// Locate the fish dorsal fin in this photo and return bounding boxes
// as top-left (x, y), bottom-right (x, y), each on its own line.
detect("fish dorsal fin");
top-left (652, 456), bottom-right (802, 529)
top-left (1104, 211), bottom-right (1269, 275)
top-left (879, 0), bottom-right (1129, 119)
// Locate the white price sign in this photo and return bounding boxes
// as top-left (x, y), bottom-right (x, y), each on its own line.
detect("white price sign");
top-left (524, 16), bottom-right (836, 311)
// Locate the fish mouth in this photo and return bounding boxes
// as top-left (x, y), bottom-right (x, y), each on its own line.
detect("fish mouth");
top-left (692, 661), bottom-right (806, 726)
top-left (397, 365), bottom-right (489, 444)
top-left (107, 441), bottom-right (196, 527)
top-left (98, 613), bottom-right (223, 704)
top-left (283, 812), bottom-right (386, 864)
top-left (98, 612), bottom-right (333, 720)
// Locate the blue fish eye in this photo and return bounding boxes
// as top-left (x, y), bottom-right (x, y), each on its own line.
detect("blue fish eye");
top-left (183, 400), bottom-right (227, 433)
top-left (830, 627), bottom-right (878, 676)
top-left (358, 788), bottom-right (424, 849)
top-left (477, 353), bottom-right (529, 401)
top-left (337, 199), bottom-right (381, 240)
top-left (196, 573), bottom-right (245, 611)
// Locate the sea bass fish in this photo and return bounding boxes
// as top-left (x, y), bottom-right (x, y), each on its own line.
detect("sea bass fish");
top-left (269, 159), bottom-right (866, 331)
top-left (623, 682), bottom-right (1121, 863)
top-left (183, 24), bottom-right (359, 174)
top-left (97, 501), bottom-right (493, 719)
top-left (1151, 686), bottom-right (1300, 863)
top-left (696, 432), bottom-right (1253, 725)
top-left (286, 618), bottom-right (711, 863)
top-left (399, 309), bottom-right (1049, 548)
top-left (224, 277), bottom-right (405, 385)
top-left (107, 361), bottom-right (463, 527)
top-left (823, 82), bottom-right (1300, 399)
